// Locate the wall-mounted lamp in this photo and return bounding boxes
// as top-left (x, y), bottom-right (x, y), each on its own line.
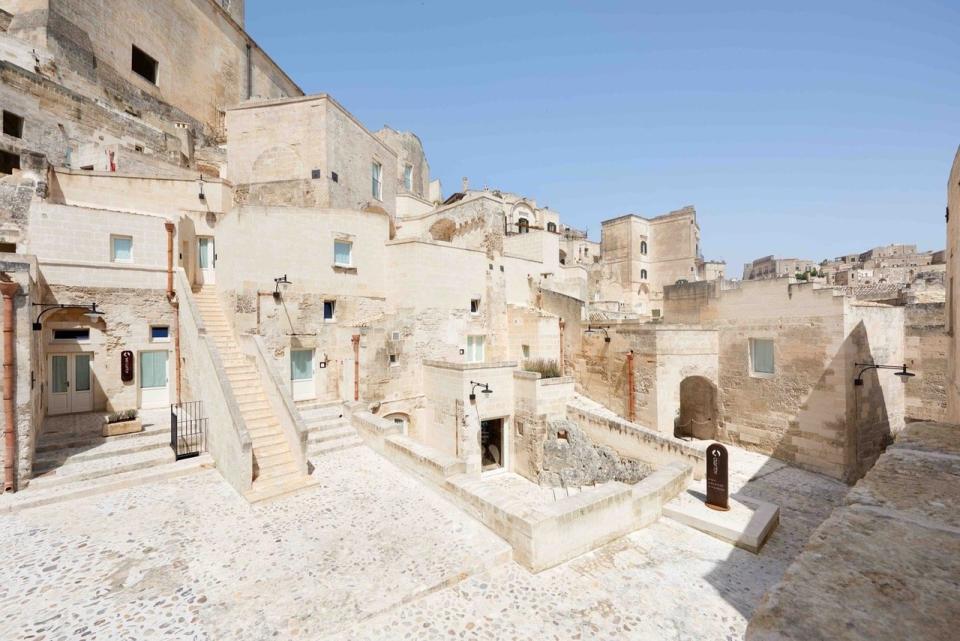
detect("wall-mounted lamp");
top-left (469, 380), bottom-right (493, 401)
top-left (584, 325), bottom-right (611, 342)
top-left (854, 362), bottom-right (915, 386)
top-left (273, 274), bottom-right (292, 299)
top-left (32, 302), bottom-right (103, 331)
top-left (197, 174), bottom-right (206, 201)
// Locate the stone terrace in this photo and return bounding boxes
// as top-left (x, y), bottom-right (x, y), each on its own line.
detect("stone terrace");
top-left (0, 445), bottom-right (847, 640)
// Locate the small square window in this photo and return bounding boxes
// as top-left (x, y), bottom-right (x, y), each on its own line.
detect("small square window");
top-left (389, 354), bottom-right (399, 367)
top-left (334, 240), bottom-right (352, 267)
top-left (391, 331), bottom-right (401, 341)
top-left (470, 298), bottom-right (481, 314)
top-left (150, 325), bottom-right (170, 342)
top-left (3, 111), bottom-right (23, 139)
top-left (403, 164), bottom-right (413, 191)
top-left (331, 171), bottom-right (339, 183)
top-left (750, 338), bottom-right (775, 376)
top-left (0, 150), bottom-right (20, 175)
top-left (323, 300), bottom-right (336, 321)
top-left (522, 344), bottom-right (530, 359)
top-left (131, 45), bottom-right (158, 85)
top-left (311, 168), bottom-right (322, 179)
top-left (466, 335), bottom-right (485, 363)
top-left (111, 235), bottom-right (133, 263)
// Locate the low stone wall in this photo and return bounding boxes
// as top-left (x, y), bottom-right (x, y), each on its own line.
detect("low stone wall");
top-left (445, 461), bottom-right (691, 572)
top-left (746, 421), bottom-right (960, 641)
top-left (567, 396), bottom-right (707, 478)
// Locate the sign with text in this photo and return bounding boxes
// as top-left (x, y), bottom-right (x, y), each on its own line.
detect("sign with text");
top-left (121, 350), bottom-right (134, 383)
top-left (705, 443), bottom-right (729, 511)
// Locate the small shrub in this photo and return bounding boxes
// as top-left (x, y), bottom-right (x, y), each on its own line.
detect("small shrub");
top-left (524, 358), bottom-right (561, 379)
top-left (106, 409), bottom-right (138, 424)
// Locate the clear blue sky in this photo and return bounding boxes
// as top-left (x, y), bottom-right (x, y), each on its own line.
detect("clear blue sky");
top-left (246, 0), bottom-right (960, 272)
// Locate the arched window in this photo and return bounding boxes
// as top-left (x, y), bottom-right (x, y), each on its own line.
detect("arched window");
top-left (517, 218), bottom-right (529, 234)
top-left (546, 222), bottom-right (557, 233)
top-left (640, 241), bottom-right (648, 255)
top-left (559, 249), bottom-right (567, 265)
top-left (641, 269), bottom-right (648, 280)
top-left (384, 413), bottom-right (410, 432)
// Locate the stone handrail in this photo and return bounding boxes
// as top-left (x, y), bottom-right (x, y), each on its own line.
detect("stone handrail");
top-left (242, 334), bottom-right (309, 474)
top-left (175, 268), bottom-right (253, 494)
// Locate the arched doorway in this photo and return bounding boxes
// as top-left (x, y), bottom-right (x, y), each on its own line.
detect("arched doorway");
top-left (676, 376), bottom-right (718, 440)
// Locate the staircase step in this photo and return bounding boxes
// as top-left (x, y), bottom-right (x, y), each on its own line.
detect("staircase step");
top-left (255, 451), bottom-right (295, 469)
top-left (34, 430), bottom-right (170, 472)
top-left (308, 425), bottom-right (356, 444)
top-left (28, 447), bottom-right (177, 490)
top-left (0, 454), bottom-right (214, 514)
top-left (36, 425), bottom-right (168, 454)
top-left (245, 475), bottom-right (317, 504)
top-left (309, 435), bottom-right (363, 458)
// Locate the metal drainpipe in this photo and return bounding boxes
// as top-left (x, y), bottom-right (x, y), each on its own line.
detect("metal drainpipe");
top-left (1, 280), bottom-right (19, 492)
top-left (558, 318), bottom-right (565, 375)
top-left (164, 222), bottom-right (181, 403)
top-left (351, 334), bottom-right (361, 401)
top-left (626, 350), bottom-right (635, 423)
top-left (246, 43), bottom-right (253, 100)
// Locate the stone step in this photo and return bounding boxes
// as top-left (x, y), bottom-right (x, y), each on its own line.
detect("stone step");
top-left (34, 429), bottom-right (170, 472)
top-left (248, 425), bottom-right (284, 441)
top-left (255, 463), bottom-right (300, 483)
top-left (255, 450), bottom-right (295, 469)
top-left (244, 407), bottom-right (274, 422)
top-left (257, 441), bottom-right (293, 458)
top-left (245, 475), bottom-right (317, 504)
top-left (0, 455), bottom-right (215, 514)
top-left (301, 407), bottom-right (346, 422)
top-left (28, 446), bottom-right (177, 491)
top-left (309, 434), bottom-right (363, 458)
top-left (238, 400), bottom-right (270, 414)
top-left (304, 416), bottom-right (350, 430)
top-left (308, 425), bottom-right (356, 444)
top-left (36, 424), bottom-right (168, 454)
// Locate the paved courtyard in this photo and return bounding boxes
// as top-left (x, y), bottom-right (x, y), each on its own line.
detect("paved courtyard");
top-left (0, 445), bottom-right (847, 640)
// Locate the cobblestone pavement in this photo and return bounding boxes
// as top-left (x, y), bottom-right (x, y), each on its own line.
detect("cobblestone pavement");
top-left (0, 445), bottom-right (847, 640)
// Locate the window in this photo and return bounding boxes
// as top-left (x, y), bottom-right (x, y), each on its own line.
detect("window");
top-left (466, 335), bottom-right (485, 363)
top-left (0, 242), bottom-right (15, 253)
top-left (403, 164), bottom-right (413, 191)
top-left (111, 235), bottom-right (133, 263)
top-left (750, 339), bottom-right (775, 376)
top-left (547, 222), bottom-right (557, 233)
top-left (640, 269), bottom-right (648, 280)
top-left (640, 241), bottom-right (648, 255)
top-left (371, 161), bottom-right (382, 201)
top-left (331, 171), bottom-right (339, 183)
top-left (140, 351), bottom-right (168, 389)
top-left (131, 45), bottom-right (159, 85)
top-left (334, 240), bottom-right (352, 267)
top-left (150, 325), bottom-right (170, 342)
top-left (52, 329), bottom-right (90, 342)
top-left (2, 111), bottom-right (23, 139)
top-left (522, 344), bottom-right (530, 359)
top-left (323, 300), bottom-right (336, 321)
top-left (290, 350), bottom-right (314, 381)
top-left (517, 218), bottom-right (529, 234)
top-left (389, 354), bottom-right (399, 367)
top-left (470, 298), bottom-right (481, 314)
top-left (391, 331), bottom-right (401, 341)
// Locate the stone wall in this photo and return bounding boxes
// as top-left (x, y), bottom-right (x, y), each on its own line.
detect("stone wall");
top-left (905, 304), bottom-right (948, 423)
top-left (947, 146), bottom-right (960, 423)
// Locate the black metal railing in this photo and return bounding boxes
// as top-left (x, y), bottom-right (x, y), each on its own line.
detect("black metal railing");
top-left (170, 401), bottom-right (206, 460)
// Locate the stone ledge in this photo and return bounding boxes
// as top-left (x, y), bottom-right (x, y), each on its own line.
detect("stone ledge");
top-left (746, 420), bottom-right (960, 641)
top-left (663, 483), bottom-right (780, 554)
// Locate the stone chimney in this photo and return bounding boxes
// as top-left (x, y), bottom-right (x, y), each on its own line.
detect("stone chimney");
top-left (461, 177), bottom-right (469, 192)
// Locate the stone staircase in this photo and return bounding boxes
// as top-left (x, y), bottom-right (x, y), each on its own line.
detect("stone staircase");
top-left (296, 400), bottom-right (364, 459)
top-left (0, 409), bottom-right (213, 512)
top-left (193, 287), bottom-right (310, 501)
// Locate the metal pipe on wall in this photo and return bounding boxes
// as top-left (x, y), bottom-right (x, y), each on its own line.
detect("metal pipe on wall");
top-left (164, 222), bottom-right (182, 404)
top-left (351, 334), bottom-right (360, 401)
top-left (1, 280), bottom-right (19, 492)
top-left (626, 350), bottom-right (635, 423)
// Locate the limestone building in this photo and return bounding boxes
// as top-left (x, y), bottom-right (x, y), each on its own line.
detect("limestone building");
top-left (947, 145), bottom-right (960, 422)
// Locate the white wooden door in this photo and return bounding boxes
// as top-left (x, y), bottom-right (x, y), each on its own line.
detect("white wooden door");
top-left (139, 350), bottom-right (170, 409)
top-left (197, 237), bottom-right (216, 285)
top-left (47, 354), bottom-right (93, 415)
top-left (290, 349), bottom-right (315, 401)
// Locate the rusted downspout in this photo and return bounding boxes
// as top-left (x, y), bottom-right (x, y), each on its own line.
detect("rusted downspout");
top-left (351, 334), bottom-right (361, 401)
top-left (1, 280), bottom-right (19, 492)
top-left (558, 318), bottom-right (565, 375)
top-left (164, 222), bottom-right (182, 403)
top-left (626, 350), bottom-right (635, 423)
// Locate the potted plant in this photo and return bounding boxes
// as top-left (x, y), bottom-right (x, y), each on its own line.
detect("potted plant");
top-left (102, 408), bottom-right (142, 437)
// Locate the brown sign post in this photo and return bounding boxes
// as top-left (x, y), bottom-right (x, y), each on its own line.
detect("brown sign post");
top-left (705, 443), bottom-right (729, 511)
top-left (120, 350), bottom-right (134, 383)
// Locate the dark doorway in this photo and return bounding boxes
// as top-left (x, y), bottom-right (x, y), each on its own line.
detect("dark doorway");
top-left (481, 418), bottom-right (503, 471)
top-left (676, 376), bottom-right (718, 440)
